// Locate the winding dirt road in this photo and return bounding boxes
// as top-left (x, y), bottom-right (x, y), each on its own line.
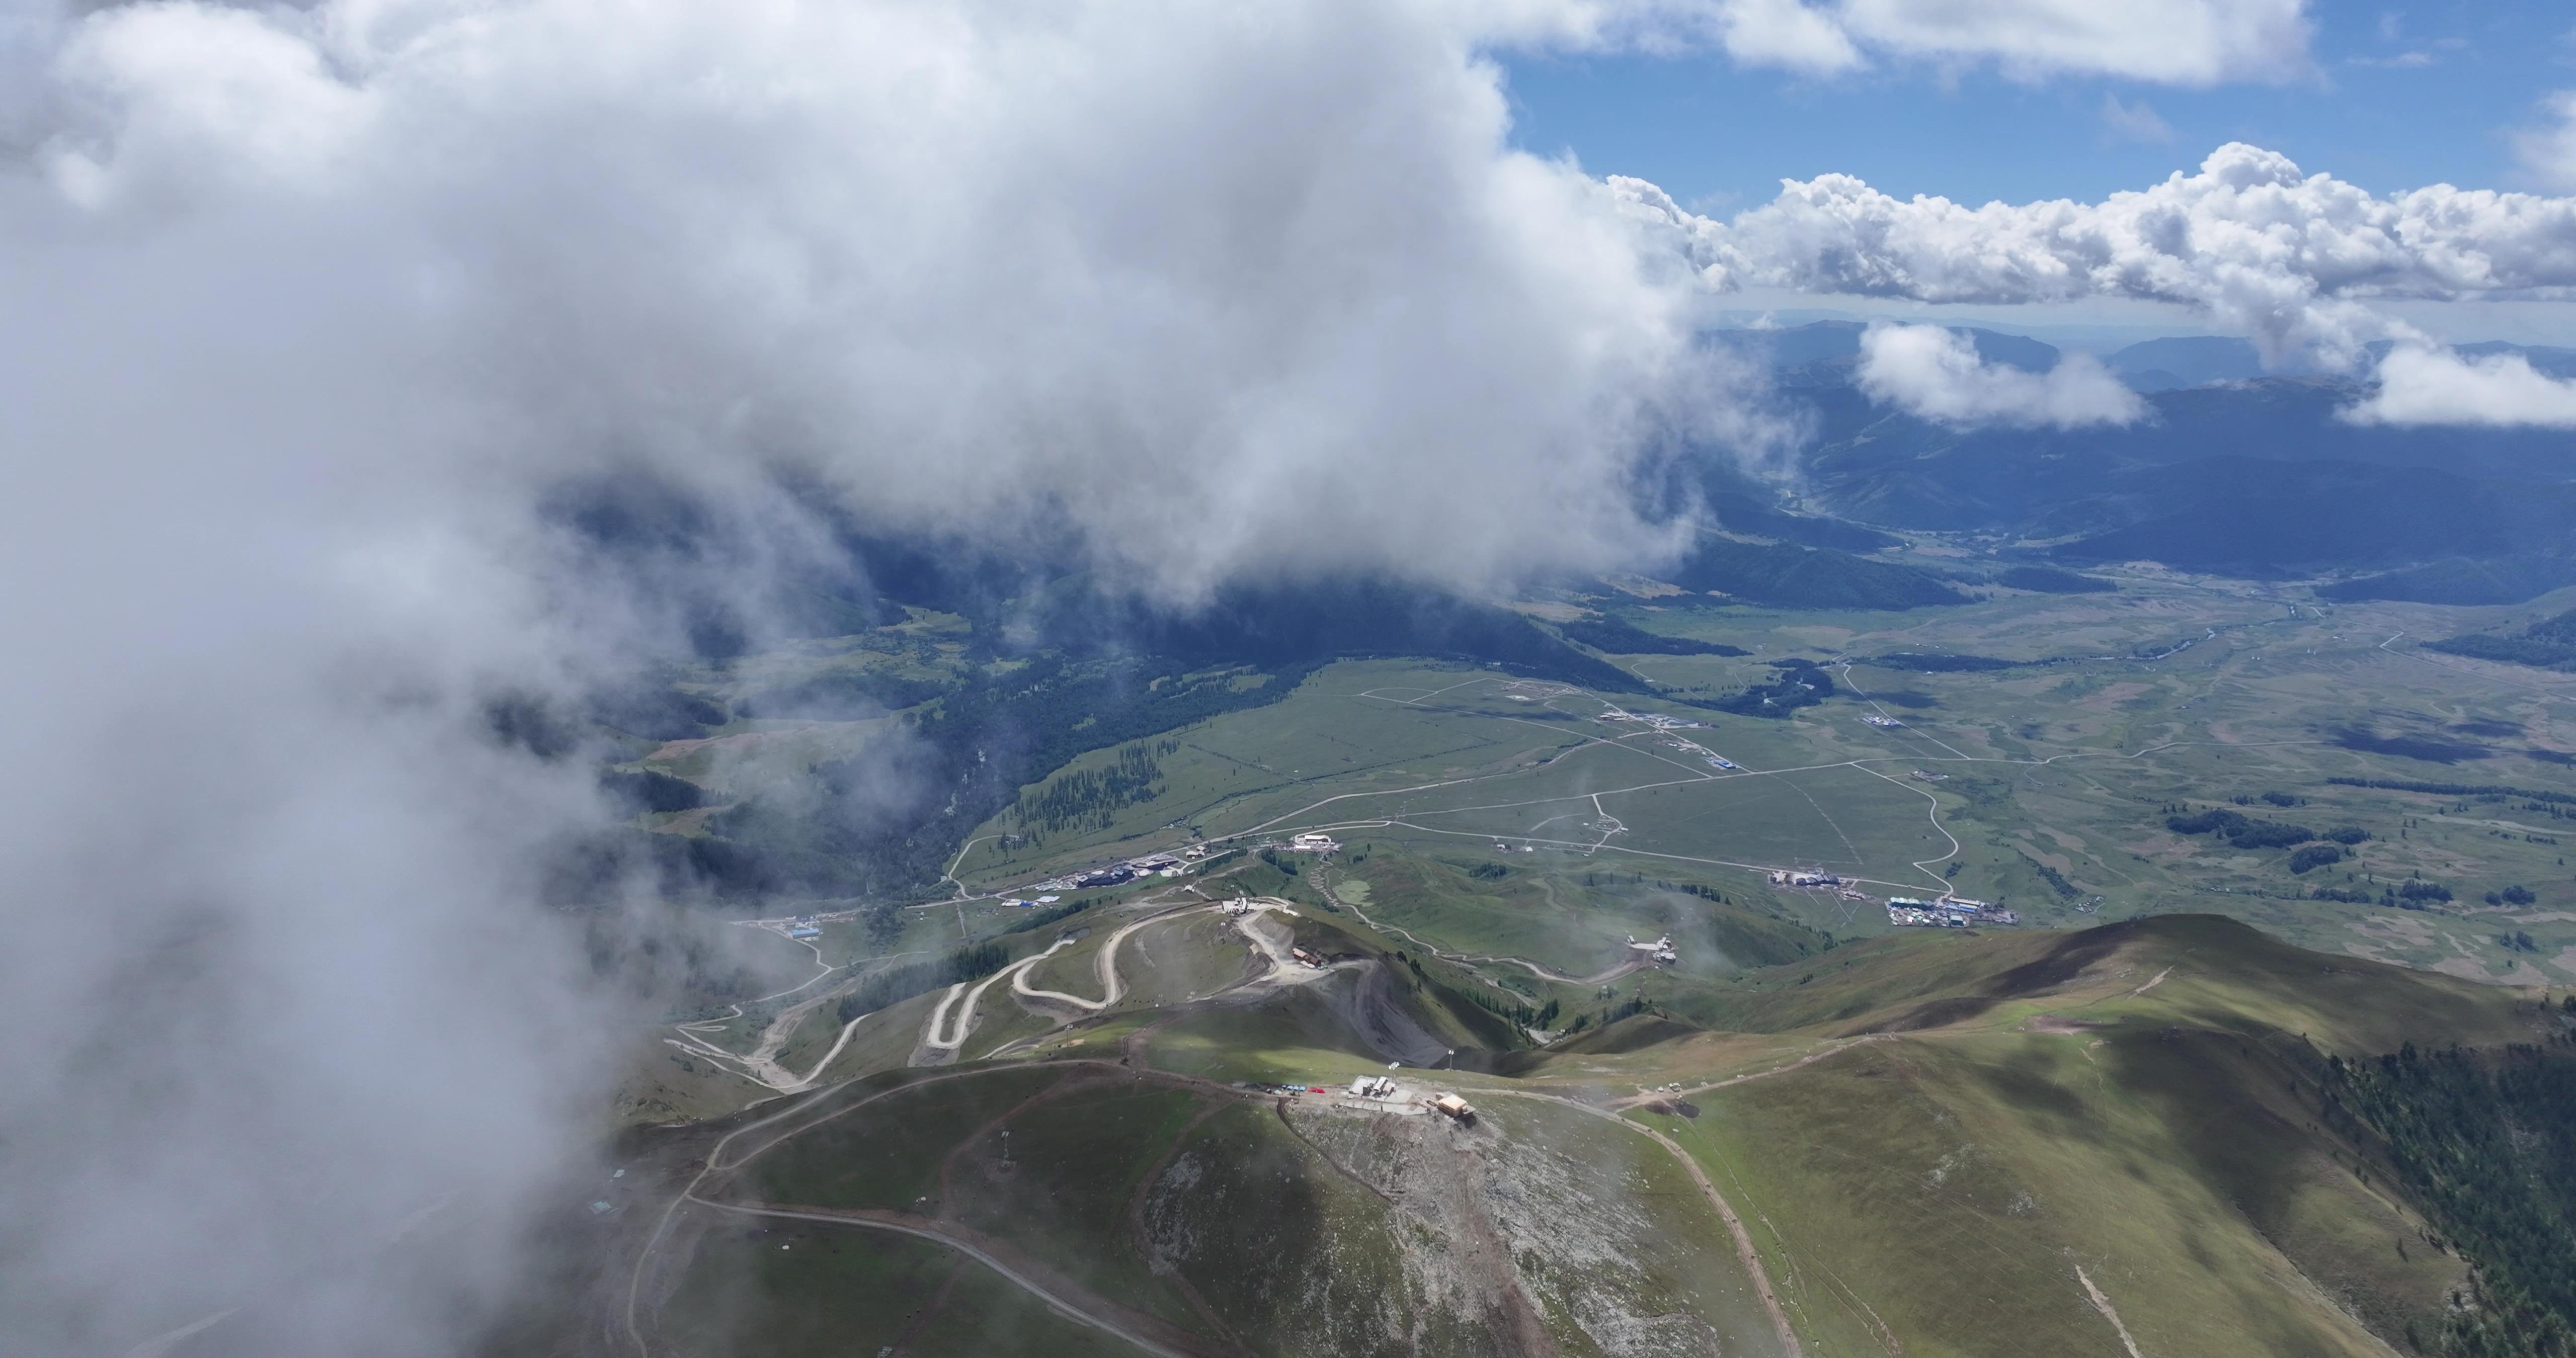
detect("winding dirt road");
top-left (924, 899), bottom-right (1310, 1057)
top-left (921, 938), bottom-right (1078, 1054)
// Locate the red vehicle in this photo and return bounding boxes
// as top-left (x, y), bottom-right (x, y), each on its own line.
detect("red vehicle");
top-left (1307, 1086), bottom-right (1327, 1093)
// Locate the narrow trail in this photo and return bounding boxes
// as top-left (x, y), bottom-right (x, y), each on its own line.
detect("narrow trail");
top-left (1618, 1034), bottom-right (1894, 1109)
top-left (1014, 904), bottom-right (1237, 1011)
top-left (625, 1066), bottom-right (993, 1356)
top-left (691, 1203), bottom-right (1208, 1357)
top-left (1317, 868), bottom-right (1641, 987)
top-left (925, 898), bottom-right (1313, 1058)
top-left (661, 941), bottom-right (950, 1093)
top-left (2075, 1264), bottom-right (2146, 1358)
top-left (626, 1061), bottom-right (1244, 1358)
top-left (669, 986), bottom-right (857, 1092)
top-left (922, 938), bottom-right (1077, 1053)
top-left (1494, 1090), bottom-right (1804, 1358)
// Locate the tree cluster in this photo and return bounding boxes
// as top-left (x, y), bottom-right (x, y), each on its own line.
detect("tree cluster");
top-left (2323, 1043), bottom-right (2576, 1357)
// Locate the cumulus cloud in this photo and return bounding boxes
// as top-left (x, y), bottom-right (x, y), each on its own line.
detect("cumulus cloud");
top-left (1614, 141), bottom-right (2576, 368)
top-left (2345, 345), bottom-right (2576, 427)
top-left (34, 0), bottom-right (1807, 605)
top-left (1857, 323), bottom-right (2147, 427)
top-left (2, 2), bottom-right (1791, 1353)
top-left (1706, 0), bottom-right (1866, 72)
top-left (2515, 90), bottom-right (2576, 193)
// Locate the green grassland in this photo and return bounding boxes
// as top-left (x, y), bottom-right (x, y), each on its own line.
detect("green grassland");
top-left (620, 563), bottom-right (2576, 1167)
top-left (654, 1217), bottom-right (1143, 1358)
top-left (595, 909), bottom-right (2575, 1358)
top-left (1608, 915), bottom-right (2565, 1358)
top-left (1112, 912), bottom-right (1260, 1008)
top-left (660, 1056), bottom-right (1811, 1358)
top-left (749, 1065), bottom-right (1069, 1213)
top-left (927, 572), bottom-right (2576, 991)
top-left (577, 568), bottom-right (2576, 1357)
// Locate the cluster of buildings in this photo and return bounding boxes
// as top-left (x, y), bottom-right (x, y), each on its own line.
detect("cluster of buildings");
top-left (1597, 707), bottom-right (1738, 768)
top-left (1239, 1079), bottom-right (1477, 1124)
top-left (1626, 933), bottom-right (1679, 965)
top-left (1285, 832), bottom-right (1340, 854)
top-left (788, 916), bottom-right (821, 939)
top-left (1772, 870), bottom-right (1843, 888)
top-left (1596, 708), bottom-right (1703, 731)
top-left (1653, 732), bottom-right (1740, 770)
top-left (1862, 715), bottom-right (1904, 728)
top-left (1039, 852), bottom-right (1194, 893)
top-left (1885, 896), bottom-right (2020, 927)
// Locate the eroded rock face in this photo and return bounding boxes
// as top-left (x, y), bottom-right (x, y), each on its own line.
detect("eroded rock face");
top-left (1143, 1097), bottom-right (1782, 1358)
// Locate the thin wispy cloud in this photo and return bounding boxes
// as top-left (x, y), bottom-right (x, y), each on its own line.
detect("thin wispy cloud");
top-left (2101, 93), bottom-right (2176, 143)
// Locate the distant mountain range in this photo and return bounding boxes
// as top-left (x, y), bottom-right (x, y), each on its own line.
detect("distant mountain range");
top-left (1702, 322), bottom-right (2576, 604)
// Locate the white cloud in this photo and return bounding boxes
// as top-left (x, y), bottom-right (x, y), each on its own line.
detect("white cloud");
top-left (3, 3), bottom-right (1794, 1352)
top-left (1857, 323), bottom-right (2147, 427)
top-left (1554, 0), bottom-right (2311, 81)
top-left (1711, 0), bottom-right (1865, 73)
top-left (2514, 90), bottom-right (2576, 193)
top-left (1614, 140), bottom-right (2576, 368)
top-left (1829, 0), bottom-right (2311, 84)
top-left (2344, 345), bottom-right (2576, 427)
top-left (2102, 93), bottom-right (2174, 143)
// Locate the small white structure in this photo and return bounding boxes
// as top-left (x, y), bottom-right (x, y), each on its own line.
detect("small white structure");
top-left (1628, 933), bottom-right (1678, 964)
top-left (1290, 832), bottom-right (1339, 853)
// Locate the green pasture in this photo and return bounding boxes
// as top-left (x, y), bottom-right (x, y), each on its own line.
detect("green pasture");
top-left (655, 1218), bottom-right (1143, 1358)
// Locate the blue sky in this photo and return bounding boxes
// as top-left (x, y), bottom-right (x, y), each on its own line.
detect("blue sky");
top-left (1503, 1), bottom-right (2576, 212)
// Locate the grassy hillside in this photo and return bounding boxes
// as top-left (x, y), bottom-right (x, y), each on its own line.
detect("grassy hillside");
top-left (535, 908), bottom-right (2576, 1358)
top-left (1666, 536), bottom-right (1970, 610)
top-left (1611, 916), bottom-right (2573, 1358)
top-left (2429, 605), bottom-right (2576, 671)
